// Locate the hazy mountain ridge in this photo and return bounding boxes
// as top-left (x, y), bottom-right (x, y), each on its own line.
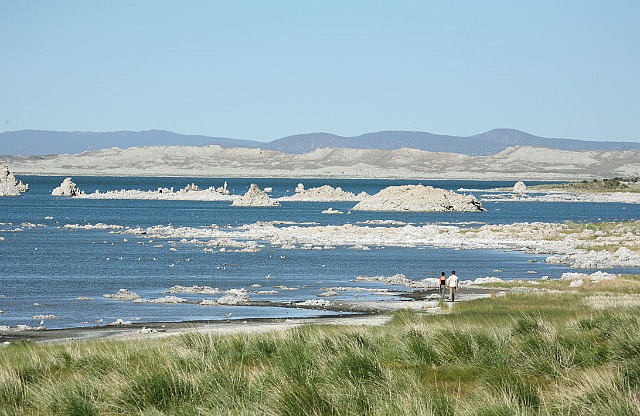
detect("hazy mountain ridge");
top-left (1, 128), bottom-right (639, 156)
top-left (0, 130), bottom-right (262, 156)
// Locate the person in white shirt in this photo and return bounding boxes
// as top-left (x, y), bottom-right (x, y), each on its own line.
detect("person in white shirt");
top-left (446, 270), bottom-right (459, 302)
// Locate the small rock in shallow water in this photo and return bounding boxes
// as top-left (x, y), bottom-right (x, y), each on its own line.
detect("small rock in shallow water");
top-left (103, 289), bottom-right (141, 301)
top-left (32, 314), bottom-right (58, 319)
top-left (317, 291), bottom-right (339, 298)
top-left (107, 318), bottom-right (132, 326)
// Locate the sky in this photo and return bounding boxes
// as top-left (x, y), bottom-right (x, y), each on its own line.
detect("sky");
top-left (1, 0), bottom-right (639, 142)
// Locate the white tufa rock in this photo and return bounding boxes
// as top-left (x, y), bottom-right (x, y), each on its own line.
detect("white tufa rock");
top-left (298, 299), bottom-right (332, 307)
top-left (355, 274), bottom-right (412, 285)
top-left (546, 248), bottom-right (640, 269)
top-left (317, 291), bottom-right (339, 297)
top-left (107, 318), bottom-right (132, 326)
top-left (103, 288), bottom-right (141, 301)
top-left (513, 181), bottom-right (527, 194)
top-left (471, 276), bottom-right (505, 285)
top-left (569, 279), bottom-right (584, 288)
top-left (166, 285), bottom-right (222, 294)
top-left (560, 271), bottom-right (617, 281)
top-left (281, 184), bottom-right (368, 201)
top-left (65, 223), bottom-right (124, 230)
top-left (216, 289), bottom-right (250, 305)
top-left (134, 296), bottom-right (188, 304)
top-left (32, 314), bottom-right (58, 319)
top-left (0, 165), bottom-right (29, 196)
top-left (51, 177), bottom-right (84, 196)
top-left (351, 185), bottom-right (484, 212)
top-left (415, 278), bottom-right (440, 288)
top-left (78, 182), bottom-right (231, 200)
top-left (231, 184), bottom-right (280, 207)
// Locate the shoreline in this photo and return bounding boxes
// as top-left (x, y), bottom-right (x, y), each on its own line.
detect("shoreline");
top-left (0, 287), bottom-right (496, 344)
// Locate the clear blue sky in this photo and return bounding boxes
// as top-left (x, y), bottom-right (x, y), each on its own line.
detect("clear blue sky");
top-left (1, 0), bottom-right (638, 142)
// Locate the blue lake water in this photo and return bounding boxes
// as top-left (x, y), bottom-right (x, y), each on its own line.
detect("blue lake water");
top-left (1, 176), bottom-right (638, 329)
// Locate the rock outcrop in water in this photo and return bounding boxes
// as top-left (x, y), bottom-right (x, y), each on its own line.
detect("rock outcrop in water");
top-left (513, 181), bottom-right (527, 194)
top-left (280, 183), bottom-right (368, 201)
top-left (51, 177), bottom-right (84, 196)
top-left (351, 185), bottom-right (485, 212)
top-left (0, 165), bottom-right (28, 196)
top-left (231, 184), bottom-right (280, 207)
top-left (103, 288), bottom-right (141, 301)
top-left (78, 183), bottom-right (233, 200)
top-left (216, 288), bottom-right (250, 305)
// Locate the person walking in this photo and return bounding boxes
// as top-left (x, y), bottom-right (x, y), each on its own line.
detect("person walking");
top-left (446, 270), bottom-right (459, 302)
top-left (439, 272), bottom-right (447, 297)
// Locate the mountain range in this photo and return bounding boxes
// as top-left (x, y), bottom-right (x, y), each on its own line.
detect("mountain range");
top-left (1, 128), bottom-right (639, 157)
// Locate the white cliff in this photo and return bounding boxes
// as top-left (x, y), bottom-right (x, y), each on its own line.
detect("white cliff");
top-left (4, 145), bottom-right (640, 180)
top-left (351, 185), bottom-right (485, 212)
top-left (231, 183), bottom-right (280, 207)
top-left (0, 165), bottom-right (28, 196)
top-left (51, 177), bottom-right (84, 196)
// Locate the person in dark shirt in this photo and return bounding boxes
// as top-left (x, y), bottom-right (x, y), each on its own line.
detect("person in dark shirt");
top-left (439, 271), bottom-right (447, 297)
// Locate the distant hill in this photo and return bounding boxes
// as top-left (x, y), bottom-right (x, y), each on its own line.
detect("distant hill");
top-left (1, 128), bottom-right (639, 156)
top-left (263, 129), bottom-right (640, 155)
top-left (0, 130), bottom-right (262, 156)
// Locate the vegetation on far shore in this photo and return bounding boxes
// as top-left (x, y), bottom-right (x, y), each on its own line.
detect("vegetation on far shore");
top-left (529, 177), bottom-right (640, 193)
top-left (2, 275), bottom-right (640, 415)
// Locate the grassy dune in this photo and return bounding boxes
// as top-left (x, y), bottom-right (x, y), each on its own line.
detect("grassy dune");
top-left (2, 280), bottom-right (640, 415)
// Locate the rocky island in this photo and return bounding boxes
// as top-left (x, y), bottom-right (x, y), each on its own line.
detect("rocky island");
top-left (51, 177), bottom-right (84, 196)
top-left (78, 182), bottom-right (233, 201)
top-left (351, 185), bottom-right (485, 212)
top-left (279, 183), bottom-right (368, 201)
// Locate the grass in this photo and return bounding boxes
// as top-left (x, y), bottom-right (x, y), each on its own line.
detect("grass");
top-left (2, 283), bottom-right (640, 414)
